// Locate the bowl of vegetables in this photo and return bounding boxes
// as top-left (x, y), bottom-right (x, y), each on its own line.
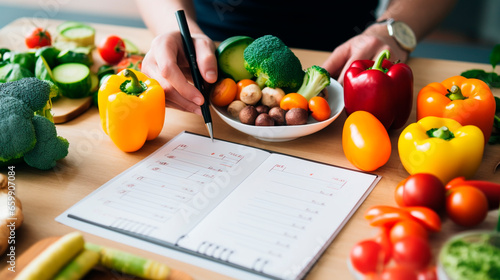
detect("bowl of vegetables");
top-left (211, 77), bottom-right (344, 142)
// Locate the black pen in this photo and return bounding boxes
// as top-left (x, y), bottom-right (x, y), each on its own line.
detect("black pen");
top-left (175, 9), bottom-right (214, 141)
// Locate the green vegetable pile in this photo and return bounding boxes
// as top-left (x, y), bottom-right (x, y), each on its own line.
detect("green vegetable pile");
top-left (461, 44), bottom-right (500, 145)
top-left (0, 78), bottom-right (69, 170)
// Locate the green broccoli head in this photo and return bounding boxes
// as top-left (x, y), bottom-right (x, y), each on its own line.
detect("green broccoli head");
top-left (0, 77), bottom-right (51, 112)
top-left (296, 65), bottom-right (331, 101)
top-left (23, 115), bottom-right (69, 170)
top-left (243, 35), bottom-right (304, 91)
top-left (0, 96), bottom-right (37, 162)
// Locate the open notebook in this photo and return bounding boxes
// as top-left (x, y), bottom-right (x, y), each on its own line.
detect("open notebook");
top-left (57, 131), bottom-right (380, 280)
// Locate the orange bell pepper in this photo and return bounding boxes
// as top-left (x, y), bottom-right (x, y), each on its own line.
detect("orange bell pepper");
top-left (416, 75), bottom-right (496, 144)
top-left (98, 69), bottom-right (165, 152)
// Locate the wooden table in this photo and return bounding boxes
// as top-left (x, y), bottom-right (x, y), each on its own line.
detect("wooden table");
top-left (1, 18), bottom-right (499, 279)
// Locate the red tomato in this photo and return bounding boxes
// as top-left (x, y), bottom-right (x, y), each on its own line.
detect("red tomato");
top-left (389, 219), bottom-right (428, 243)
top-left (236, 79), bottom-right (257, 100)
top-left (395, 173), bottom-right (446, 213)
top-left (280, 93), bottom-right (308, 111)
top-left (25, 27), bottom-right (51, 48)
top-left (308, 96), bottom-right (331, 121)
top-left (115, 54), bottom-right (144, 73)
top-left (98, 35), bottom-right (126, 64)
top-left (342, 111), bottom-right (391, 171)
top-left (446, 186), bottom-right (488, 227)
top-left (379, 264), bottom-right (418, 280)
top-left (392, 236), bottom-right (431, 270)
top-left (373, 227), bottom-right (393, 264)
top-left (350, 239), bottom-right (386, 274)
top-left (211, 78), bottom-right (237, 107)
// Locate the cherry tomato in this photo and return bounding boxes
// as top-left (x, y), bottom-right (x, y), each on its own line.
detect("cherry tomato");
top-left (417, 266), bottom-right (437, 280)
top-left (379, 264), bottom-right (418, 280)
top-left (210, 78), bottom-right (237, 107)
top-left (389, 219), bottom-right (428, 243)
top-left (395, 173), bottom-right (446, 213)
top-left (308, 96), bottom-right (331, 121)
top-left (115, 54), bottom-right (144, 73)
top-left (392, 235), bottom-right (431, 270)
top-left (446, 186), bottom-right (488, 227)
top-left (373, 227), bottom-right (393, 264)
top-left (98, 35), bottom-right (126, 64)
top-left (350, 239), bottom-right (386, 274)
top-left (342, 111), bottom-right (391, 171)
top-left (236, 79), bottom-right (257, 100)
top-left (280, 93), bottom-right (308, 111)
top-left (25, 27), bottom-right (51, 48)
top-left (403, 206), bottom-right (442, 232)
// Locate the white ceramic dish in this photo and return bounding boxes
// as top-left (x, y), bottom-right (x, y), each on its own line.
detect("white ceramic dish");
top-left (212, 78), bottom-right (344, 142)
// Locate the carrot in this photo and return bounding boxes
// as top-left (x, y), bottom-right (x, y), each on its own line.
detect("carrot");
top-left (53, 249), bottom-right (100, 280)
top-left (85, 243), bottom-right (170, 280)
top-left (15, 231), bottom-right (84, 280)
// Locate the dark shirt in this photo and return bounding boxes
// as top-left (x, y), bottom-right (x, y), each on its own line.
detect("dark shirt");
top-left (194, 0), bottom-right (379, 51)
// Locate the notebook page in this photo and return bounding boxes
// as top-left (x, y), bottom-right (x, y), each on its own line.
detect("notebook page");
top-left (177, 153), bottom-right (379, 280)
top-left (65, 132), bottom-right (270, 244)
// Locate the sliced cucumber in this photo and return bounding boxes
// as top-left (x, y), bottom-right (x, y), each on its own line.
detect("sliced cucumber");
top-left (216, 36), bottom-right (255, 81)
top-left (53, 63), bottom-right (91, 99)
top-left (35, 46), bottom-right (60, 68)
top-left (123, 38), bottom-right (140, 55)
top-left (58, 25), bottom-right (95, 47)
top-left (89, 71), bottom-right (99, 93)
top-left (56, 21), bottom-right (87, 33)
top-left (57, 47), bottom-right (93, 66)
top-left (35, 56), bottom-right (55, 82)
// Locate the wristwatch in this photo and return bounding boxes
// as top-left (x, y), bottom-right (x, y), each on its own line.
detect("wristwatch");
top-left (378, 18), bottom-right (417, 53)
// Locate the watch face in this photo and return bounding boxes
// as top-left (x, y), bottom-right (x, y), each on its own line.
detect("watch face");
top-left (391, 21), bottom-right (417, 51)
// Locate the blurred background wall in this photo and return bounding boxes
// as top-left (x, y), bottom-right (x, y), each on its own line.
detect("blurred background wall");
top-left (0, 0), bottom-right (498, 64)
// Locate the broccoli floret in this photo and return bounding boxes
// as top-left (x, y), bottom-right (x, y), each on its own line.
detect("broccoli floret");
top-left (24, 115), bottom-right (69, 170)
top-left (0, 77), bottom-right (50, 111)
top-left (296, 65), bottom-right (331, 101)
top-left (243, 35), bottom-right (304, 91)
top-left (0, 96), bottom-right (37, 161)
top-left (0, 77), bottom-right (69, 170)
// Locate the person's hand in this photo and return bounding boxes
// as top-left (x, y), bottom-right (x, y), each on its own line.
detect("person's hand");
top-left (322, 23), bottom-right (409, 85)
top-left (141, 31), bottom-right (218, 115)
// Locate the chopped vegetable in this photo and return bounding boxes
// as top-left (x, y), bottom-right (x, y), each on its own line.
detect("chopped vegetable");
top-left (85, 243), bottom-right (171, 280)
top-left (15, 231), bottom-right (85, 280)
top-left (243, 35), bottom-right (304, 91)
top-left (0, 78), bottom-right (69, 170)
top-left (56, 22), bottom-right (95, 48)
top-left (52, 63), bottom-right (92, 98)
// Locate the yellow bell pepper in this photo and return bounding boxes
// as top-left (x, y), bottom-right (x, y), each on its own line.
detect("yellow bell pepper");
top-left (398, 116), bottom-right (484, 184)
top-left (98, 69), bottom-right (165, 152)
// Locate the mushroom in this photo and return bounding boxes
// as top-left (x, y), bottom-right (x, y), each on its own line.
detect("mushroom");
top-left (261, 87), bottom-right (285, 108)
top-left (239, 84), bottom-right (262, 105)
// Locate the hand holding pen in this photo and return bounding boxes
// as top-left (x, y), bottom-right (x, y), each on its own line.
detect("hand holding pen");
top-left (176, 10), bottom-right (214, 141)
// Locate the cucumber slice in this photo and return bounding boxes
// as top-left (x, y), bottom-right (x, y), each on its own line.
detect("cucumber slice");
top-left (89, 71), bottom-right (99, 93)
top-left (59, 25), bottom-right (95, 47)
top-left (56, 21), bottom-right (87, 33)
top-left (216, 36), bottom-right (255, 81)
top-left (57, 47), bottom-right (93, 66)
top-left (123, 38), bottom-right (140, 54)
top-left (35, 56), bottom-right (55, 82)
top-left (53, 63), bottom-right (91, 99)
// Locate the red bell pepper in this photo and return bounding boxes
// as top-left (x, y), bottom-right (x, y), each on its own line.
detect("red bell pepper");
top-left (445, 176), bottom-right (500, 210)
top-left (344, 50), bottom-right (413, 130)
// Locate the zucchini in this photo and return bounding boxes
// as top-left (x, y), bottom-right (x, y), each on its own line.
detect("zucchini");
top-left (35, 56), bottom-right (55, 82)
top-left (56, 21), bottom-right (87, 34)
top-left (216, 36), bottom-right (255, 81)
top-left (57, 47), bottom-right (93, 66)
top-left (89, 71), bottom-right (99, 93)
top-left (53, 63), bottom-right (92, 98)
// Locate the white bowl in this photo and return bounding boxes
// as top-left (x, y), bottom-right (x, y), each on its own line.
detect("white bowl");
top-left (212, 78), bottom-right (344, 142)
